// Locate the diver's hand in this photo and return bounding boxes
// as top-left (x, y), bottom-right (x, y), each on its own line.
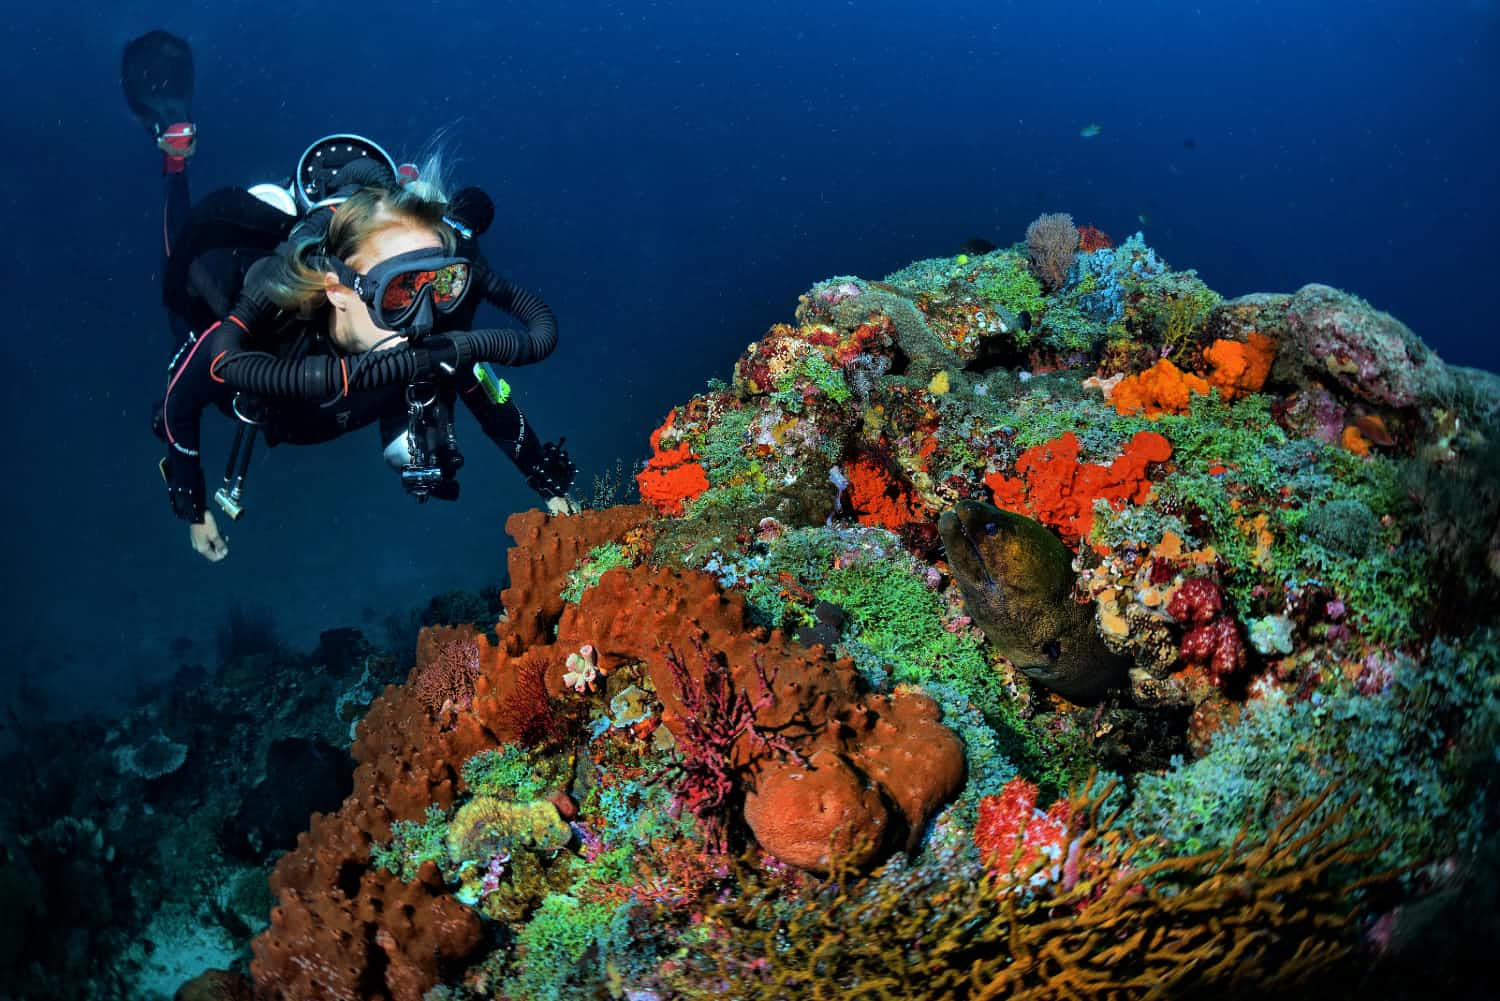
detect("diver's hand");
top-left (189, 511), bottom-right (230, 562)
top-left (545, 495), bottom-right (581, 516)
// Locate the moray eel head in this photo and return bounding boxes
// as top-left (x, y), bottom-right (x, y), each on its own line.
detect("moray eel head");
top-left (938, 500), bottom-right (1127, 704)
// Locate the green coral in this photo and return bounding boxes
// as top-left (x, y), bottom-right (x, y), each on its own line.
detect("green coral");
top-left (973, 251), bottom-right (1046, 325)
top-left (1133, 269), bottom-right (1221, 353)
top-left (1034, 298), bottom-right (1105, 355)
top-left (785, 352), bottom-right (851, 406)
top-left (1279, 536), bottom-right (1431, 645)
top-left (694, 405), bottom-right (758, 485)
top-left (1153, 393), bottom-right (1285, 487)
top-left (998, 379), bottom-right (1144, 456)
top-left (369, 804), bottom-right (448, 883)
top-left (818, 558), bottom-right (988, 690)
top-left (1092, 503), bottom-right (1198, 553)
top-left (1123, 630), bottom-right (1500, 872)
top-left (561, 543), bottom-right (631, 603)
top-left (461, 745), bottom-right (561, 801)
top-left (502, 893), bottom-right (635, 1001)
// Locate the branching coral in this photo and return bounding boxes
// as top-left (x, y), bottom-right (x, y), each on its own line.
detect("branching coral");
top-left (656, 639), bottom-right (806, 851)
top-left (672, 777), bottom-right (1390, 1000)
top-left (497, 654), bottom-right (579, 750)
top-left (1026, 212), bottom-right (1079, 293)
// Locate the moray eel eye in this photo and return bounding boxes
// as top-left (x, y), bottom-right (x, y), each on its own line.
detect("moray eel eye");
top-left (1043, 639), bottom-right (1062, 661)
top-left (984, 521), bottom-right (997, 534)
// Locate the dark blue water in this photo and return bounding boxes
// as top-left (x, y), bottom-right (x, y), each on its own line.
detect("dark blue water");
top-left (3, 0), bottom-right (1496, 716)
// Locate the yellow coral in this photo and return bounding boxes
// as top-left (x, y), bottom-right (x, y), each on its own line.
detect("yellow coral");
top-left (446, 796), bottom-right (571, 863)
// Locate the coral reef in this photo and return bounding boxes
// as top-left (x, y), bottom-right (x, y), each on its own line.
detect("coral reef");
top-left (43, 219), bottom-right (1484, 1001)
top-left (250, 503), bottom-right (964, 997)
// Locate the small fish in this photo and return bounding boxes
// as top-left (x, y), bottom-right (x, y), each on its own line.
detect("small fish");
top-left (1079, 123), bottom-right (1103, 138)
top-left (959, 237), bottom-right (997, 256)
top-left (1351, 414), bottom-right (1395, 447)
top-left (1138, 212), bottom-right (1152, 227)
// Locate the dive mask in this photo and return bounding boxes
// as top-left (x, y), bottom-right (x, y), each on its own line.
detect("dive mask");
top-left (320, 249), bottom-right (472, 336)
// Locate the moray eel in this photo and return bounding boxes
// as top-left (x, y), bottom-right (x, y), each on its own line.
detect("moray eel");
top-left (938, 500), bottom-right (1127, 703)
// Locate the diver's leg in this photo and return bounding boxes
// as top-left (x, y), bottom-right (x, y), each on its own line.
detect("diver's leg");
top-left (163, 169), bottom-right (191, 262)
top-left (162, 170), bottom-right (193, 345)
top-left (124, 31), bottom-right (197, 343)
top-left (121, 30), bottom-right (196, 162)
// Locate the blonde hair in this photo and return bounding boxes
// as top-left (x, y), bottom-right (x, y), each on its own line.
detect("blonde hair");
top-left (264, 150), bottom-right (456, 311)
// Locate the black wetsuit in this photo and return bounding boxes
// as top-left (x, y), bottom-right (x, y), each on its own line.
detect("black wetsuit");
top-left (155, 174), bottom-right (569, 523)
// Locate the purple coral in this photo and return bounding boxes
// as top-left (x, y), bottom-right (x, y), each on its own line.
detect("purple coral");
top-left (479, 851), bottom-right (511, 896)
top-left (657, 639), bottom-right (807, 851)
top-left (817, 279), bottom-right (863, 305)
top-left (1026, 212), bottom-right (1079, 292)
top-left (1284, 283), bottom-right (1452, 407)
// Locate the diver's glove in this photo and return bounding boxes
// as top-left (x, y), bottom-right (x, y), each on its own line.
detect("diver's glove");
top-left (152, 403), bottom-right (207, 522)
top-left (160, 452), bottom-right (207, 523)
top-left (526, 437), bottom-right (577, 500)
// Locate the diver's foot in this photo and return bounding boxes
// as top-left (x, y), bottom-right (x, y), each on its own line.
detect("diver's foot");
top-left (158, 121), bottom-right (197, 173)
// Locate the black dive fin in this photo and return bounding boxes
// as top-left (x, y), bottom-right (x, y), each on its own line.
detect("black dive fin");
top-left (121, 30), bottom-right (194, 135)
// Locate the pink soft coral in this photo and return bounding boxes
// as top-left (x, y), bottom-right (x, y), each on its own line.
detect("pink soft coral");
top-left (975, 777), bottom-right (1074, 890)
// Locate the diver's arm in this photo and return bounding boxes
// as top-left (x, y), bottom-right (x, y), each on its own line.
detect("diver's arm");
top-left (158, 319), bottom-right (244, 522)
top-left (456, 373), bottom-right (577, 503)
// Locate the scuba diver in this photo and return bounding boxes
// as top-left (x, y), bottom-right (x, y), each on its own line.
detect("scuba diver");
top-left (121, 30), bottom-right (579, 563)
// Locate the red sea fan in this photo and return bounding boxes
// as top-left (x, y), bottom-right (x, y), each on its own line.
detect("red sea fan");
top-left (414, 636), bottom-right (481, 720)
top-left (1077, 224), bottom-right (1113, 253)
top-left (497, 654), bottom-right (571, 749)
top-left (657, 639), bottom-right (806, 851)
